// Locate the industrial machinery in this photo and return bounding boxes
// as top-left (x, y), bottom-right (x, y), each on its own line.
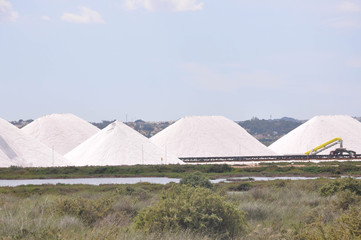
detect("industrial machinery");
top-left (304, 138), bottom-right (356, 156)
top-left (330, 148), bottom-right (356, 157)
top-left (179, 138), bottom-right (360, 163)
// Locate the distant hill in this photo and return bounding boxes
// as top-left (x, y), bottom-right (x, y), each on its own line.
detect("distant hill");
top-left (89, 119), bottom-right (174, 138)
top-left (90, 120), bottom-right (115, 130)
top-left (125, 120), bottom-right (174, 138)
top-left (238, 117), bottom-right (304, 146)
top-left (10, 119), bottom-right (33, 128)
top-left (278, 117), bottom-right (302, 122)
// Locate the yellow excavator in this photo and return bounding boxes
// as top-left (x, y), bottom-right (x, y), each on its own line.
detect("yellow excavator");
top-left (305, 137), bottom-right (356, 157)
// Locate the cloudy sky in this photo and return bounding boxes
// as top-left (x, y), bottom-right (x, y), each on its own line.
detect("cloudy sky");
top-left (1, 0), bottom-right (361, 122)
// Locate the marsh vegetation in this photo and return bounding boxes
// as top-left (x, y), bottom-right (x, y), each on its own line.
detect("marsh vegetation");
top-left (1, 161), bottom-right (361, 179)
top-left (0, 175), bottom-right (360, 239)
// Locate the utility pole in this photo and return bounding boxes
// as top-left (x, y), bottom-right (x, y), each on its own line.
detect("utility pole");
top-left (52, 146), bottom-right (54, 167)
top-left (142, 144), bottom-right (144, 165)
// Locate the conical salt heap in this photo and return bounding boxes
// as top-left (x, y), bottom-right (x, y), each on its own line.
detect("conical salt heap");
top-left (22, 113), bottom-right (100, 155)
top-left (65, 121), bottom-right (182, 166)
top-left (0, 117), bottom-right (70, 167)
top-left (269, 115), bottom-right (361, 155)
top-left (150, 116), bottom-right (275, 158)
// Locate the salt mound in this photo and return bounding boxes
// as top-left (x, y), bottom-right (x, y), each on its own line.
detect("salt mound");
top-left (65, 121), bottom-right (182, 166)
top-left (150, 116), bottom-right (275, 158)
top-left (269, 115), bottom-right (361, 155)
top-left (0, 117), bottom-right (70, 167)
top-left (22, 113), bottom-right (100, 155)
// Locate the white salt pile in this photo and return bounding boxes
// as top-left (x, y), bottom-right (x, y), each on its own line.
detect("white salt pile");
top-left (269, 115), bottom-right (361, 155)
top-left (22, 113), bottom-right (100, 155)
top-left (150, 116), bottom-right (275, 158)
top-left (65, 121), bottom-right (182, 166)
top-left (0, 117), bottom-right (70, 167)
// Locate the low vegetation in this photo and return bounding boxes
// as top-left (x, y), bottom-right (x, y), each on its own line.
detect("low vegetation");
top-left (319, 176), bottom-right (361, 196)
top-left (136, 185), bottom-right (246, 238)
top-left (179, 171), bottom-right (213, 189)
top-left (1, 161), bottom-right (361, 179)
top-left (0, 176), bottom-right (360, 239)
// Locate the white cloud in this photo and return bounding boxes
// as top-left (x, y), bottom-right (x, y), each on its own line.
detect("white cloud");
top-left (124, 0), bottom-right (203, 12)
top-left (331, 19), bottom-right (360, 28)
top-left (331, 2), bottom-right (361, 29)
top-left (42, 16), bottom-right (51, 21)
top-left (338, 1), bottom-right (361, 12)
top-left (183, 63), bottom-right (281, 92)
top-left (61, 7), bottom-right (105, 24)
top-left (0, 0), bottom-right (18, 22)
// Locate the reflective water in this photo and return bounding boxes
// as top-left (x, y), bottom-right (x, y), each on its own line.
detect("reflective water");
top-left (0, 177), bottom-right (181, 187)
top-left (0, 176), bottom-right (337, 187)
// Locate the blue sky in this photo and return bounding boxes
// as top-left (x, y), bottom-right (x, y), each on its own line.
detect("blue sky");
top-left (1, 0), bottom-right (361, 122)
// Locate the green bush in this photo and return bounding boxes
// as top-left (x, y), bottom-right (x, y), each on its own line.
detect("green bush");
top-left (56, 196), bottom-right (114, 225)
top-left (320, 177), bottom-right (361, 196)
top-left (135, 185), bottom-right (246, 238)
top-left (273, 180), bottom-right (286, 188)
top-left (332, 190), bottom-right (360, 210)
top-left (207, 164), bottom-right (232, 173)
top-left (297, 206), bottom-right (361, 239)
top-left (232, 183), bottom-right (251, 191)
top-left (336, 206), bottom-right (361, 237)
top-left (180, 172), bottom-right (213, 189)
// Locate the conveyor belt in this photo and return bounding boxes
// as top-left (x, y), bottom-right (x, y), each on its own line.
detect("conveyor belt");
top-left (180, 154), bottom-right (361, 163)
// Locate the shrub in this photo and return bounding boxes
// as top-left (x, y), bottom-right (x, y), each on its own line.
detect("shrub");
top-left (180, 172), bottom-right (213, 189)
top-left (56, 196), bottom-right (114, 225)
top-left (135, 185), bottom-right (246, 238)
top-left (233, 183), bottom-right (251, 191)
top-left (297, 206), bottom-right (361, 239)
top-left (332, 190), bottom-right (360, 210)
top-left (207, 164), bottom-right (232, 173)
top-left (336, 206), bottom-right (361, 237)
top-left (273, 180), bottom-right (286, 188)
top-left (320, 177), bottom-right (361, 196)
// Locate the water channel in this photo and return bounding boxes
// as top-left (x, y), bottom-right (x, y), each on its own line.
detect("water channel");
top-left (0, 176), bottom-right (335, 187)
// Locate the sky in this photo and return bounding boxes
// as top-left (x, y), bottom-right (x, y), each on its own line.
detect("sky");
top-left (1, 0), bottom-right (361, 122)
